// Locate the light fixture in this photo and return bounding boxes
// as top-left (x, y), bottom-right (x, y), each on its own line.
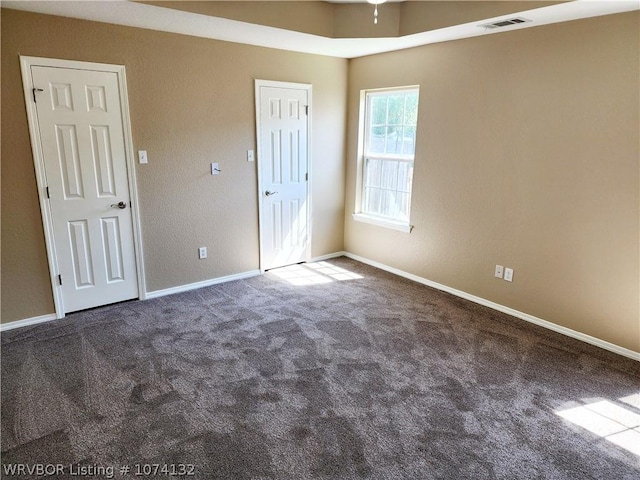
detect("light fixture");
top-left (367, 0), bottom-right (387, 25)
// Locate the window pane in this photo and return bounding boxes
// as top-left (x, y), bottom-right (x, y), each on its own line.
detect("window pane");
top-left (397, 192), bottom-right (410, 221)
top-left (366, 91), bottom-right (418, 158)
top-left (401, 126), bottom-right (416, 155)
top-left (379, 190), bottom-right (409, 220)
top-left (380, 190), bottom-right (394, 217)
top-left (380, 159), bottom-right (398, 190)
top-left (364, 158), bottom-right (382, 187)
top-left (384, 126), bottom-right (405, 155)
top-left (364, 186), bottom-right (382, 214)
top-left (368, 128), bottom-right (386, 155)
top-left (371, 96), bottom-right (387, 125)
top-left (404, 93), bottom-right (418, 125)
top-left (387, 95), bottom-right (405, 126)
top-left (361, 87), bottom-right (418, 223)
top-left (363, 158), bottom-right (413, 220)
top-left (397, 161), bottom-right (413, 193)
top-left (363, 159), bottom-right (414, 219)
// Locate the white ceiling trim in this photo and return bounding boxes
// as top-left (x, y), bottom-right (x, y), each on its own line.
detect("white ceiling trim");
top-left (3, 1), bottom-right (638, 58)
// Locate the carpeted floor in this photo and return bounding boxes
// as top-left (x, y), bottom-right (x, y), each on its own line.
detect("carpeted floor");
top-left (1, 257), bottom-right (639, 479)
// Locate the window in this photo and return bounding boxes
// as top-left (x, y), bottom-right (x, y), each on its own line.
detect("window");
top-left (355, 87), bottom-right (419, 232)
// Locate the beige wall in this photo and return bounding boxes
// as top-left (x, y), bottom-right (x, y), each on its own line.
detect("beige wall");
top-left (1, 8), bottom-right (347, 322)
top-left (144, 1), bottom-right (563, 39)
top-left (398, 2), bottom-right (562, 36)
top-left (345, 12), bottom-right (640, 352)
top-left (2, 8), bottom-right (638, 356)
top-left (143, 1), bottom-right (335, 37)
top-left (332, 3), bottom-right (401, 39)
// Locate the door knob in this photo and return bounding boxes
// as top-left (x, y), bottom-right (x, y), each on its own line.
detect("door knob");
top-left (265, 191), bottom-right (279, 196)
top-left (110, 201), bottom-right (127, 209)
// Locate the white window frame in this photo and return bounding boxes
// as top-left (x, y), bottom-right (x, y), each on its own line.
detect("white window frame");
top-left (353, 86), bottom-right (419, 233)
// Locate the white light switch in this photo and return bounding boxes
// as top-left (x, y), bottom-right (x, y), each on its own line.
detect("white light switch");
top-left (504, 268), bottom-right (514, 282)
top-left (138, 150), bottom-right (148, 164)
top-left (247, 150), bottom-right (254, 162)
top-left (211, 163), bottom-right (220, 175)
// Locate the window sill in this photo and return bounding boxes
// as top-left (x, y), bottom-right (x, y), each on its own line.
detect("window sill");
top-left (352, 213), bottom-right (413, 233)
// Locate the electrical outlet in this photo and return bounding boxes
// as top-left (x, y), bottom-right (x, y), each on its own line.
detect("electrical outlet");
top-left (198, 247), bottom-right (207, 259)
top-left (504, 268), bottom-right (514, 282)
top-left (495, 265), bottom-right (504, 279)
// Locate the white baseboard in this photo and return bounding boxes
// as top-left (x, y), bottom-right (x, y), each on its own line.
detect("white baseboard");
top-left (4, 256), bottom-right (637, 362)
top-left (0, 270), bottom-right (261, 331)
top-left (145, 269), bottom-right (261, 300)
top-left (343, 252), bottom-right (640, 362)
top-left (0, 313), bottom-right (58, 332)
top-left (309, 251), bottom-right (347, 262)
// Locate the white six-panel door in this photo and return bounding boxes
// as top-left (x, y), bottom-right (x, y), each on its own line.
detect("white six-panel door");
top-left (30, 65), bottom-right (139, 313)
top-left (256, 82), bottom-right (310, 271)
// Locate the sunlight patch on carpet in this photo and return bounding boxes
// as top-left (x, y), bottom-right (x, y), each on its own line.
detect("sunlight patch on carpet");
top-left (269, 262), bottom-right (363, 286)
top-left (556, 396), bottom-right (640, 456)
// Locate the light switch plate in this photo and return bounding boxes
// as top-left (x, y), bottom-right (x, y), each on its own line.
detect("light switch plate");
top-left (504, 268), bottom-right (514, 282)
top-left (138, 150), bottom-right (148, 164)
top-left (211, 163), bottom-right (220, 175)
top-left (247, 150), bottom-right (254, 162)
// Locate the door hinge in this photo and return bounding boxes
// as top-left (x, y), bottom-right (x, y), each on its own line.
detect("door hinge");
top-left (46, 186), bottom-right (50, 199)
top-left (304, 105), bottom-right (309, 116)
top-left (58, 274), bottom-right (63, 286)
top-left (32, 87), bottom-right (44, 103)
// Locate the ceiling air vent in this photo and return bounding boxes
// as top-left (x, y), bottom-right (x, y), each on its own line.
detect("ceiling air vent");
top-left (479, 17), bottom-right (532, 29)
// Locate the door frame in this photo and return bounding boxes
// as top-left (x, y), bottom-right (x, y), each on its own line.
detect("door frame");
top-left (20, 56), bottom-right (147, 318)
top-left (254, 79), bottom-right (312, 273)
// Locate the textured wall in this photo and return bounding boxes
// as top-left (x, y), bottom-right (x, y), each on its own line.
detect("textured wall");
top-left (1, 8), bottom-right (347, 322)
top-left (345, 12), bottom-right (640, 352)
top-left (2, 8), bottom-right (638, 356)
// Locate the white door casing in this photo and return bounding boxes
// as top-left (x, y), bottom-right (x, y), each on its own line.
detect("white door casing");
top-left (21, 57), bottom-right (145, 316)
top-left (255, 80), bottom-right (311, 271)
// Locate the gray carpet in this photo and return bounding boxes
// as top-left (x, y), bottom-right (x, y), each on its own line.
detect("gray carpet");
top-left (1, 257), bottom-right (639, 479)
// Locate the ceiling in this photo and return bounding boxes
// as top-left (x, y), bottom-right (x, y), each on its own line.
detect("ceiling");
top-left (2, 1), bottom-right (638, 58)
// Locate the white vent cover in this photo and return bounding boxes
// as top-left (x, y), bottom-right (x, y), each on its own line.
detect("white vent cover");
top-left (479, 17), bottom-right (532, 29)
